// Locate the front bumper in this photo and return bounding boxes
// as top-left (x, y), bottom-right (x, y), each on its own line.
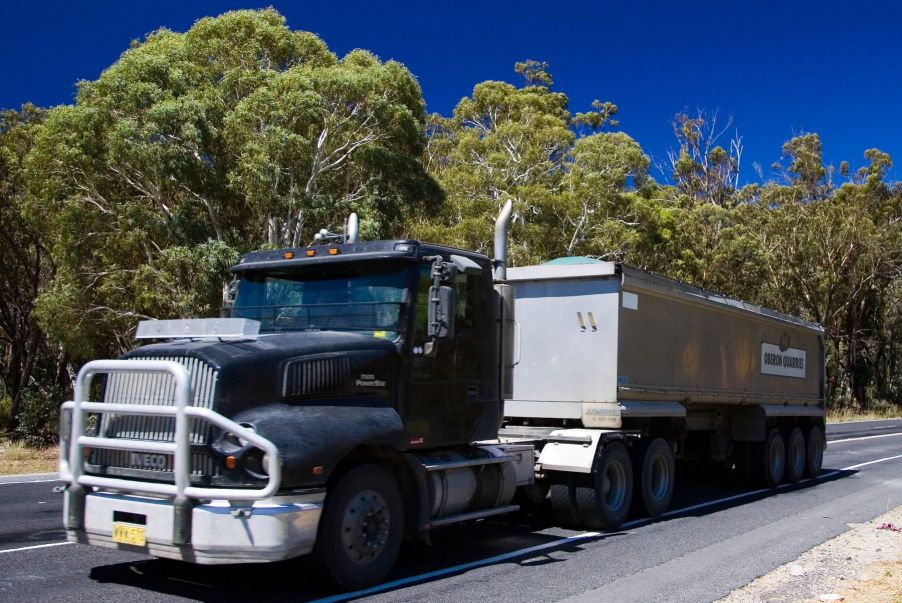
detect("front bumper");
top-left (67, 490), bottom-right (324, 564)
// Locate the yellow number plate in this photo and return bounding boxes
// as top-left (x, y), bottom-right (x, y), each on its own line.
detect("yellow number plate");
top-left (111, 523), bottom-right (146, 546)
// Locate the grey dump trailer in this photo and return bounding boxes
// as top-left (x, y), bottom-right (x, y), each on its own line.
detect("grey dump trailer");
top-left (59, 202), bottom-right (826, 590)
top-left (500, 259), bottom-right (826, 522)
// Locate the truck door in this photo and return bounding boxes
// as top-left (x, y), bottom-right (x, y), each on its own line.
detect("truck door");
top-left (405, 263), bottom-right (495, 448)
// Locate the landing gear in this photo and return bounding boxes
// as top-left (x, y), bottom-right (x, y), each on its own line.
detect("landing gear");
top-left (318, 464), bottom-right (403, 590)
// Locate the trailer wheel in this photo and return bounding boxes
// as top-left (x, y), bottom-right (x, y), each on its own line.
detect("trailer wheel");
top-left (805, 425), bottom-right (825, 478)
top-left (784, 427), bottom-right (806, 484)
top-left (634, 438), bottom-right (675, 517)
top-left (753, 428), bottom-right (785, 488)
top-left (572, 441), bottom-right (633, 530)
top-left (318, 464), bottom-right (403, 590)
top-left (549, 478), bottom-right (579, 528)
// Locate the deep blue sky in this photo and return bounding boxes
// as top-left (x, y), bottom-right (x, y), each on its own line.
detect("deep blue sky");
top-left (3, 1), bottom-right (901, 183)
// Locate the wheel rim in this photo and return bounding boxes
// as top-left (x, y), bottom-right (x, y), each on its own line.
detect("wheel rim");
top-left (650, 455), bottom-right (670, 500)
top-left (340, 489), bottom-right (391, 564)
top-left (602, 461), bottom-right (627, 510)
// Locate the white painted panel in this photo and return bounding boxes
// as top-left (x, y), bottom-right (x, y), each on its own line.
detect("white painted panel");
top-left (761, 342), bottom-right (807, 378)
top-left (511, 277), bottom-right (619, 407)
top-left (622, 291), bottom-right (638, 310)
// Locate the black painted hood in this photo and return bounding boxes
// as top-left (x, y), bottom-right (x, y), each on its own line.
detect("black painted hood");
top-left (123, 331), bottom-right (400, 416)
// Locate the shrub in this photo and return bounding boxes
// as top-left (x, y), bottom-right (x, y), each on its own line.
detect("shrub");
top-left (15, 388), bottom-right (60, 447)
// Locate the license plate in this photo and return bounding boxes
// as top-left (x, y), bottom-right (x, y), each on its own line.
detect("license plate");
top-left (111, 523), bottom-right (146, 546)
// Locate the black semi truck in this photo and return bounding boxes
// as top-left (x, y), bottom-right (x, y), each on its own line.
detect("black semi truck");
top-left (60, 202), bottom-right (827, 589)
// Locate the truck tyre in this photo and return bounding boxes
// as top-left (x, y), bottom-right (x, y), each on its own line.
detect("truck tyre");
top-left (805, 425), bottom-right (825, 478)
top-left (753, 428), bottom-right (785, 488)
top-left (634, 438), bottom-right (675, 517)
top-left (784, 427), bottom-right (806, 484)
top-left (574, 441), bottom-right (633, 530)
top-left (549, 478), bottom-right (580, 528)
top-left (318, 464), bottom-right (403, 590)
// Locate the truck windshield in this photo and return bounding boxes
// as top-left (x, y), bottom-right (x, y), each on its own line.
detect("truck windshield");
top-left (230, 263), bottom-right (410, 338)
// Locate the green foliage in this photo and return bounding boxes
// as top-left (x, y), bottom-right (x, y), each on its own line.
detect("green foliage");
top-left (1, 14), bottom-right (900, 445)
top-left (24, 8), bottom-right (438, 362)
top-left (0, 396), bottom-right (11, 432)
top-left (412, 59), bottom-right (900, 413)
top-left (14, 388), bottom-right (59, 446)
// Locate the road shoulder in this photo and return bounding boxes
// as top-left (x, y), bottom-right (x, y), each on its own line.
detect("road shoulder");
top-left (719, 505), bottom-right (902, 602)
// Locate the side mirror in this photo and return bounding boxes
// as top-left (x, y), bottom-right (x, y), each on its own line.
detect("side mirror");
top-left (427, 284), bottom-right (456, 339)
top-left (222, 279), bottom-right (239, 312)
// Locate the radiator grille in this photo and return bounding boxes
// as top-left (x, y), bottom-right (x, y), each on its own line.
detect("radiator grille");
top-left (283, 356), bottom-right (350, 397)
top-left (89, 355), bottom-right (220, 479)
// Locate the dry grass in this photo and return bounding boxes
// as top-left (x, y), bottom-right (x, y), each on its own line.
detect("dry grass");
top-left (828, 407), bottom-right (902, 423)
top-left (0, 439), bottom-right (59, 476)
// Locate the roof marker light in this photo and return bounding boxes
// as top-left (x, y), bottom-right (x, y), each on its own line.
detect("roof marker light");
top-left (328, 248), bottom-right (339, 255)
top-left (283, 251), bottom-right (294, 259)
top-left (306, 249), bottom-right (316, 257)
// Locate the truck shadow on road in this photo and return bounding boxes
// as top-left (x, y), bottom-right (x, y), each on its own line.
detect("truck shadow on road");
top-left (87, 467), bottom-right (856, 602)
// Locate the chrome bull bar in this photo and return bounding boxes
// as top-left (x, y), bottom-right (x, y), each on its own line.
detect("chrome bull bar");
top-left (60, 359), bottom-right (281, 543)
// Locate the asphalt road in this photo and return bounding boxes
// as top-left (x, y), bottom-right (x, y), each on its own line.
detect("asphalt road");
top-left (2, 418), bottom-right (901, 602)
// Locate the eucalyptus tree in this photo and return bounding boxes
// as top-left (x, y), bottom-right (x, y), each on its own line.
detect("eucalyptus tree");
top-left (417, 62), bottom-right (639, 265)
top-left (0, 104), bottom-right (72, 433)
top-left (755, 141), bottom-right (902, 408)
top-left (225, 49), bottom-right (439, 246)
top-left (26, 9), bottom-right (437, 360)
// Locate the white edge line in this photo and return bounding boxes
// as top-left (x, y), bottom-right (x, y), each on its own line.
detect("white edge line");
top-left (0, 542), bottom-right (72, 554)
top-left (842, 453), bottom-right (902, 470)
top-left (311, 531), bottom-right (603, 603)
top-left (312, 451), bottom-right (902, 602)
top-left (0, 478), bottom-right (62, 486)
top-left (828, 432), bottom-right (902, 444)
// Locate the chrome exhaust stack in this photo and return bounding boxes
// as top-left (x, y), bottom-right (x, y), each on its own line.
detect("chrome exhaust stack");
top-left (345, 213), bottom-right (359, 243)
top-left (493, 200), bottom-right (513, 281)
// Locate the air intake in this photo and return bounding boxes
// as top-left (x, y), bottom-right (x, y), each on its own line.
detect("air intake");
top-left (283, 356), bottom-right (351, 398)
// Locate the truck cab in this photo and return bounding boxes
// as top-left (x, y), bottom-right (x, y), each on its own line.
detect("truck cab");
top-left (60, 233), bottom-right (528, 590)
top-left (223, 239), bottom-right (502, 455)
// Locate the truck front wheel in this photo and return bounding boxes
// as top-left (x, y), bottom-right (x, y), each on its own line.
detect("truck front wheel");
top-left (318, 464), bottom-right (404, 590)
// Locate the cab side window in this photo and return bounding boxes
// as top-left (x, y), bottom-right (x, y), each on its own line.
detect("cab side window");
top-left (453, 272), bottom-right (476, 331)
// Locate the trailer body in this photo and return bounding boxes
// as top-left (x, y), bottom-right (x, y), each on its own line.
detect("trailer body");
top-left (505, 262), bottom-right (825, 442)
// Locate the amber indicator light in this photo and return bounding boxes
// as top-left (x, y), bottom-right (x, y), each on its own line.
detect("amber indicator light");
top-left (225, 455), bottom-right (237, 470)
top-left (306, 249), bottom-right (316, 257)
top-left (283, 251), bottom-right (294, 260)
top-left (312, 466), bottom-right (324, 475)
top-left (328, 248), bottom-right (339, 255)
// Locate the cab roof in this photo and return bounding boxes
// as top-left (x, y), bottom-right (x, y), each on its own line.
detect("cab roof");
top-left (231, 240), bottom-right (491, 273)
